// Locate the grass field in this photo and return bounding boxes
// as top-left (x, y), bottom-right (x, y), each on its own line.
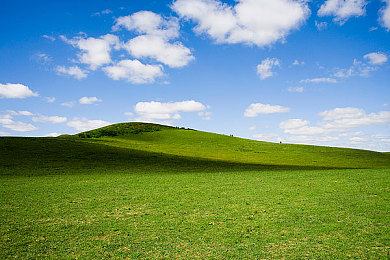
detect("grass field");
top-left (1, 123), bottom-right (389, 258)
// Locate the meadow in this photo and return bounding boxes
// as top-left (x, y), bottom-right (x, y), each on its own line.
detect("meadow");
top-left (1, 123), bottom-right (389, 258)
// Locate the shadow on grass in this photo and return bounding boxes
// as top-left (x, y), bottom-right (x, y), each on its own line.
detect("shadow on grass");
top-left (1, 137), bottom-right (340, 176)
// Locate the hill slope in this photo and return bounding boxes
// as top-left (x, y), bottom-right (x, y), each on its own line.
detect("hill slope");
top-left (74, 122), bottom-right (390, 169)
top-left (1, 122), bottom-right (389, 176)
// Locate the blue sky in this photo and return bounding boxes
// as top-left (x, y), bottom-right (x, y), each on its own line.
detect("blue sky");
top-left (1, 0), bottom-right (389, 151)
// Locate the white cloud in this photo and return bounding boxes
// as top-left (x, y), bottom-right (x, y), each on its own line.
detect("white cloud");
top-left (61, 34), bottom-right (120, 70)
top-left (280, 107), bottom-right (390, 136)
top-left (42, 35), bottom-right (55, 41)
top-left (248, 126), bottom-right (256, 131)
top-left (113, 11), bottom-right (179, 39)
top-left (67, 117), bottom-right (110, 132)
top-left (286, 135), bottom-right (339, 143)
top-left (134, 100), bottom-right (206, 121)
top-left (0, 83), bottom-right (38, 99)
top-left (0, 115), bottom-right (37, 132)
top-left (103, 59), bottom-right (164, 84)
top-left (124, 35), bottom-right (194, 68)
top-left (60, 101), bottom-right (76, 108)
top-left (363, 52), bottom-right (388, 65)
top-left (300, 77), bottom-right (337, 83)
top-left (257, 58), bottom-right (280, 80)
top-left (319, 109), bottom-right (390, 131)
top-left (287, 86), bottom-right (304, 92)
top-left (79, 97), bottom-right (102, 105)
top-left (292, 59), bottom-right (305, 66)
top-left (318, 0), bottom-right (367, 24)
top-left (92, 9), bottom-right (112, 16)
top-left (339, 131), bottom-right (365, 137)
top-left (279, 118), bottom-right (309, 129)
top-left (379, 0), bottom-right (390, 31)
top-left (124, 112), bottom-right (133, 116)
top-left (45, 97), bottom-right (56, 103)
top-left (319, 107), bottom-right (365, 120)
top-left (115, 11), bottom-right (194, 68)
top-left (253, 133), bottom-right (279, 141)
top-left (45, 133), bottom-right (61, 137)
top-left (56, 66), bottom-right (88, 79)
top-left (244, 103), bottom-right (290, 117)
top-left (333, 59), bottom-right (378, 78)
top-left (7, 110), bottom-right (34, 116)
top-left (172, 0), bottom-right (310, 47)
top-left (32, 115), bottom-right (67, 124)
top-left (198, 111), bottom-right (212, 120)
top-left (315, 21), bottom-right (328, 30)
top-left (33, 53), bottom-right (52, 64)
top-left (369, 26), bottom-right (378, 31)
top-left (349, 136), bottom-right (366, 142)
top-left (0, 131), bottom-right (9, 136)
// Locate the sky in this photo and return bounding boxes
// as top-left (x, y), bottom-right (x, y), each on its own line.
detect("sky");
top-left (0, 0), bottom-right (389, 151)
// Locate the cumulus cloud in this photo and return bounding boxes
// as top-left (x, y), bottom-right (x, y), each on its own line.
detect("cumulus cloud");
top-left (363, 52), bottom-right (388, 65)
top-left (319, 107), bottom-right (365, 120)
top-left (59, 11), bottom-right (193, 84)
top-left (56, 66), bottom-right (88, 79)
top-left (279, 118), bottom-right (309, 129)
top-left (333, 58), bottom-right (379, 78)
top-left (32, 115), bottom-right (67, 124)
top-left (300, 77), bottom-right (337, 83)
top-left (315, 21), bottom-right (328, 30)
top-left (115, 11), bottom-right (194, 68)
top-left (0, 83), bottom-right (38, 99)
top-left (60, 101), bottom-right (76, 108)
top-left (103, 59), bottom-right (164, 84)
top-left (172, 0), bottom-right (310, 47)
top-left (61, 34), bottom-right (121, 70)
top-left (280, 107), bottom-right (390, 136)
top-left (379, 0), bottom-right (390, 31)
top-left (292, 59), bottom-right (305, 66)
top-left (257, 58), bottom-right (280, 80)
top-left (0, 114), bottom-right (37, 132)
top-left (45, 97), bottom-right (56, 103)
top-left (339, 131), bottom-right (365, 137)
top-left (92, 9), bottom-right (112, 16)
top-left (113, 11), bottom-right (179, 39)
top-left (286, 135), bottom-right (339, 143)
top-left (318, 0), bottom-right (367, 24)
top-left (244, 103), bottom-right (290, 117)
top-left (7, 110), bottom-right (34, 116)
top-left (134, 100), bottom-right (206, 121)
top-left (124, 35), bottom-right (194, 68)
top-left (252, 133), bottom-right (279, 141)
top-left (198, 111), bottom-right (212, 120)
top-left (287, 86), bottom-right (304, 92)
top-left (67, 117), bottom-right (110, 132)
top-left (79, 97), bottom-right (102, 105)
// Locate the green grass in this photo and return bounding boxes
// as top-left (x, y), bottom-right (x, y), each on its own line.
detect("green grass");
top-left (1, 122), bottom-right (389, 258)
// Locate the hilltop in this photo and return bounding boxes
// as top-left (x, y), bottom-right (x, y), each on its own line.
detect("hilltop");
top-left (1, 122), bottom-right (389, 177)
top-left (74, 122), bottom-right (390, 169)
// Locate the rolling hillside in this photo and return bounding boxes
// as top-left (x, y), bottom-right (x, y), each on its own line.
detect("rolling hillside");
top-left (76, 122), bottom-right (390, 169)
top-left (1, 122), bottom-right (390, 258)
top-left (1, 122), bottom-right (389, 176)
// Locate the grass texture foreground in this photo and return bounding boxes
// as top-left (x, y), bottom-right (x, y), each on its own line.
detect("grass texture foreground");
top-left (1, 123), bottom-right (389, 258)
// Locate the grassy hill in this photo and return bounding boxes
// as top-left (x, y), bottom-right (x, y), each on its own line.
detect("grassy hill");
top-left (1, 122), bottom-right (389, 258)
top-left (76, 122), bottom-right (390, 169)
